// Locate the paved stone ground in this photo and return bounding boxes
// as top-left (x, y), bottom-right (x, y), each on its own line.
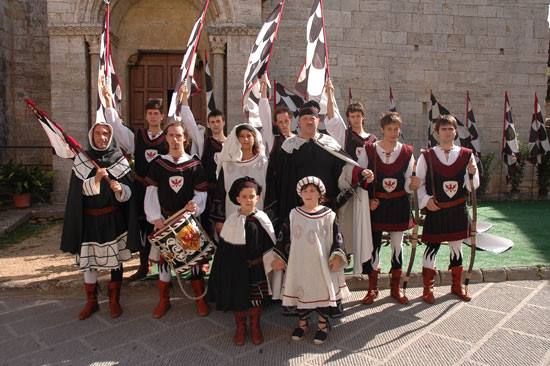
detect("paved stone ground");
top-left (0, 280), bottom-right (548, 366)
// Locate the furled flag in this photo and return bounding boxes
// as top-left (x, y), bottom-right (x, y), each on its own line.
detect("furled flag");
top-left (389, 87), bottom-right (396, 112)
top-left (274, 80), bottom-right (305, 131)
top-left (242, 1), bottom-right (286, 127)
top-left (502, 91), bottom-right (519, 175)
top-left (464, 91), bottom-right (483, 175)
top-left (96, 0), bottom-right (122, 123)
top-left (25, 99), bottom-right (81, 159)
top-left (168, 0), bottom-right (210, 118)
top-left (528, 92), bottom-right (550, 164)
top-left (295, 0), bottom-right (329, 102)
top-left (204, 51), bottom-right (216, 116)
top-left (348, 88), bottom-right (353, 105)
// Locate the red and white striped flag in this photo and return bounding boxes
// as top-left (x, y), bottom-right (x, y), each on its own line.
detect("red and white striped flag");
top-left (242, 1), bottom-right (285, 127)
top-left (96, 1), bottom-right (122, 123)
top-left (528, 92), bottom-right (550, 164)
top-left (25, 99), bottom-right (81, 159)
top-left (389, 87), bottom-right (396, 112)
top-left (169, 0), bottom-right (210, 118)
top-left (502, 92), bottom-right (519, 175)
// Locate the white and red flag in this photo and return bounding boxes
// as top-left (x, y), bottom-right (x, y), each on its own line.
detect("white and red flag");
top-left (389, 87), bottom-right (396, 112)
top-left (528, 92), bottom-right (550, 164)
top-left (502, 92), bottom-right (519, 175)
top-left (168, 0), bottom-right (210, 118)
top-left (96, 0), bottom-right (122, 123)
top-left (242, 1), bottom-right (286, 127)
top-left (25, 99), bottom-right (81, 159)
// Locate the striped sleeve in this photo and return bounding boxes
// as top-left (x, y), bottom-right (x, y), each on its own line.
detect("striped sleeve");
top-left (82, 177), bottom-right (100, 196)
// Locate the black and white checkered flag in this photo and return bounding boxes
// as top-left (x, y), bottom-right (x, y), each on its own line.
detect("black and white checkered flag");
top-left (242, 1), bottom-right (286, 127)
top-left (96, 1), bottom-right (122, 123)
top-left (464, 91), bottom-right (483, 176)
top-left (274, 80), bottom-right (304, 131)
top-left (204, 51), bottom-right (216, 116)
top-left (502, 92), bottom-right (519, 172)
top-left (389, 87), bottom-right (396, 112)
top-left (295, 0), bottom-right (329, 101)
top-left (168, 0), bottom-right (210, 118)
top-left (528, 92), bottom-right (550, 164)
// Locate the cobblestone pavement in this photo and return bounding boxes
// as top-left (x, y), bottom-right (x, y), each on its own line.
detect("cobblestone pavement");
top-left (0, 280), bottom-right (548, 366)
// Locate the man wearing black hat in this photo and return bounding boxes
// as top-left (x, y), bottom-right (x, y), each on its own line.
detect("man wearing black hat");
top-left (266, 100), bottom-right (375, 276)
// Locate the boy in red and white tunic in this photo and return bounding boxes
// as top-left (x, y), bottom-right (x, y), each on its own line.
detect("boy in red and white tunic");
top-left (360, 112), bottom-right (415, 305)
top-left (414, 115), bottom-right (479, 304)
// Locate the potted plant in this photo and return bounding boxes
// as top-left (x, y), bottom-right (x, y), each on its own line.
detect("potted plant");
top-left (0, 161), bottom-right (53, 208)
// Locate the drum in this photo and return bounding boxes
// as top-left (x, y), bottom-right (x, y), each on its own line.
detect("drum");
top-left (149, 210), bottom-right (216, 275)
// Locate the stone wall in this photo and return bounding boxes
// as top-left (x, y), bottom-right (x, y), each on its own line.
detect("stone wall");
top-left (0, 0), bottom-right (51, 166)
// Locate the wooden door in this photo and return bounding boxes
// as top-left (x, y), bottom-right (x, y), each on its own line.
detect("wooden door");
top-left (129, 53), bottom-right (205, 129)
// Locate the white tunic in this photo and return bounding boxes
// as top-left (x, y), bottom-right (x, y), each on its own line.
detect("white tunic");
top-left (282, 207), bottom-right (349, 309)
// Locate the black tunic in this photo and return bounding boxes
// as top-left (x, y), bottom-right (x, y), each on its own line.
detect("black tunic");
top-left (208, 211), bottom-right (275, 311)
top-left (366, 143), bottom-right (414, 232)
top-left (344, 129), bottom-right (377, 161)
top-left (422, 147), bottom-right (472, 243)
top-left (145, 156), bottom-right (208, 218)
top-left (201, 136), bottom-right (223, 233)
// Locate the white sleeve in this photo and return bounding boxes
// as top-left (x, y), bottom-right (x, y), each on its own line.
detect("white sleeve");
top-left (114, 183), bottom-right (132, 203)
top-left (104, 107), bottom-right (135, 154)
top-left (415, 154), bottom-right (432, 209)
top-left (324, 110), bottom-right (347, 148)
top-left (82, 177), bottom-right (100, 196)
top-left (404, 155), bottom-right (415, 194)
top-left (259, 97), bottom-right (274, 155)
top-left (144, 186), bottom-right (163, 224)
top-left (191, 190), bottom-right (207, 216)
top-left (464, 155), bottom-right (480, 191)
top-left (178, 105), bottom-right (204, 158)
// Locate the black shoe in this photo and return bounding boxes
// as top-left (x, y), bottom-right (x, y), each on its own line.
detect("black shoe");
top-left (291, 318), bottom-right (308, 341)
top-left (313, 318), bottom-right (329, 345)
top-left (127, 266), bottom-right (148, 281)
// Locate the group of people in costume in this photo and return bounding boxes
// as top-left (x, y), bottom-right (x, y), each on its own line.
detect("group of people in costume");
top-left (60, 76), bottom-right (478, 346)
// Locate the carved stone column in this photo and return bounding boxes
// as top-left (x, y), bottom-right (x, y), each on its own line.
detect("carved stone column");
top-left (209, 35), bottom-right (226, 117)
top-left (86, 34), bottom-right (100, 127)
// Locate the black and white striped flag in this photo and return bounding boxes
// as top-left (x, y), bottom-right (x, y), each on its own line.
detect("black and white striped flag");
top-left (242, 1), bottom-right (286, 127)
top-left (204, 51), bottom-right (216, 116)
top-left (96, 1), bottom-right (122, 123)
top-left (528, 92), bottom-right (550, 164)
top-left (295, 0), bottom-right (329, 102)
top-left (274, 80), bottom-right (305, 131)
top-left (502, 92), bottom-right (519, 173)
top-left (389, 87), bottom-right (396, 112)
top-left (168, 0), bottom-right (210, 118)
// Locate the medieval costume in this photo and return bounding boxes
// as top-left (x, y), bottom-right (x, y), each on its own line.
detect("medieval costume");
top-left (277, 177), bottom-right (349, 345)
top-left (105, 106), bottom-right (168, 280)
top-left (211, 124), bottom-right (268, 223)
top-left (361, 141), bottom-right (415, 305)
top-left (416, 145), bottom-right (479, 303)
top-left (144, 151), bottom-right (209, 317)
top-left (208, 177), bottom-right (276, 346)
top-left (61, 122), bottom-right (139, 320)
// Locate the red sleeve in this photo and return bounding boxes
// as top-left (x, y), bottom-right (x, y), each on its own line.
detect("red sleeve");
top-left (352, 166), bottom-right (369, 189)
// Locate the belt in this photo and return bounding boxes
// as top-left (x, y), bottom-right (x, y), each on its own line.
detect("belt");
top-left (84, 205), bottom-right (118, 216)
top-left (375, 190), bottom-right (407, 199)
top-left (134, 174), bottom-right (149, 187)
top-left (436, 197), bottom-right (466, 209)
top-left (247, 257), bottom-right (264, 268)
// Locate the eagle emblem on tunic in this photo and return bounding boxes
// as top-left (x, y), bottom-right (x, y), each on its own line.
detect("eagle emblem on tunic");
top-left (382, 178), bottom-right (398, 193)
top-left (144, 149), bottom-right (158, 163)
top-left (169, 176), bottom-right (184, 193)
top-left (443, 180), bottom-right (458, 198)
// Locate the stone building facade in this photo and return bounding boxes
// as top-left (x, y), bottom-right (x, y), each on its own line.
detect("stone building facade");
top-left (0, 0), bottom-right (548, 203)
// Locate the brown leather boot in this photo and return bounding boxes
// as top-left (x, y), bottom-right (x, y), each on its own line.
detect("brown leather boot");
top-left (422, 267), bottom-right (436, 304)
top-left (79, 283), bottom-right (99, 320)
top-left (190, 279), bottom-right (210, 317)
top-left (234, 311), bottom-right (248, 346)
top-left (390, 269), bottom-right (409, 304)
top-left (152, 280), bottom-right (171, 319)
top-left (450, 266), bottom-right (471, 302)
top-left (362, 270), bottom-right (379, 305)
top-left (108, 281), bottom-right (123, 318)
top-left (249, 307), bottom-right (264, 345)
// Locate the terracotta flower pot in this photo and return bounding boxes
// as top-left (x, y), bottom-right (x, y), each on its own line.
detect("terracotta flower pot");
top-left (13, 193), bottom-right (31, 209)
